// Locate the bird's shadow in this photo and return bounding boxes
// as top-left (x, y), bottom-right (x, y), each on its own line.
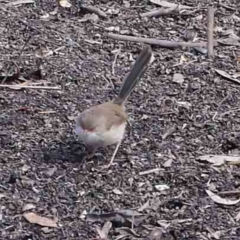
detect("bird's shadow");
top-left (39, 134), bottom-right (105, 165)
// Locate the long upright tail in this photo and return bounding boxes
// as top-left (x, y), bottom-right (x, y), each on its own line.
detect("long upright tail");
top-left (113, 46), bottom-right (152, 105)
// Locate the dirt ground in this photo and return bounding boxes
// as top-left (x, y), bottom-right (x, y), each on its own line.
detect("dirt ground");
top-left (0, 0), bottom-right (240, 239)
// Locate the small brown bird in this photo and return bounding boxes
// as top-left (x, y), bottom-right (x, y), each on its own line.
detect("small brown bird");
top-left (75, 46), bottom-right (152, 166)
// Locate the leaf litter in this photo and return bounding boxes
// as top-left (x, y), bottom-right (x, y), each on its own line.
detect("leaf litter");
top-left (1, 0), bottom-right (240, 239)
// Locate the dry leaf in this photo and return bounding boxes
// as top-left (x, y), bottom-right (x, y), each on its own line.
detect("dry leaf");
top-left (59, 0), bottom-right (71, 8)
top-left (23, 212), bottom-right (58, 227)
top-left (206, 226), bottom-right (222, 240)
top-left (176, 101), bottom-right (191, 110)
top-left (173, 73), bottom-right (184, 84)
top-left (78, 13), bottom-right (99, 23)
top-left (105, 26), bottom-right (120, 32)
top-left (180, 55), bottom-right (188, 63)
top-left (150, 0), bottom-right (193, 9)
top-left (155, 184), bottom-right (170, 191)
top-left (113, 189), bottom-right (123, 195)
top-left (148, 229), bottom-right (163, 240)
top-left (206, 190), bottom-right (240, 205)
top-left (215, 69), bottom-right (240, 84)
top-left (198, 155), bottom-right (240, 166)
top-left (218, 38), bottom-right (240, 46)
top-left (35, 48), bottom-right (53, 59)
top-left (96, 221), bottom-right (112, 239)
top-left (22, 203), bottom-right (36, 212)
top-left (235, 210), bottom-right (240, 221)
top-left (163, 159), bottom-right (172, 167)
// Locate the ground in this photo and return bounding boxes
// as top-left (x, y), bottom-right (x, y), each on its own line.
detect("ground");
top-left (0, 0), bottom-right (240, 239)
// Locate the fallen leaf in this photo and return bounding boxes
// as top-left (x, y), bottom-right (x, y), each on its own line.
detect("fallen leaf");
top-left (155, 184), bottom-right (170, 191)
top-left (23, 212), bottom-right (58, 227)
top-left (78, 13), bottom-right (99, 23)
top-left (157, 219), bottom-right (170, 228)
top-left (113, 189), bottom-right (123, 195)
top-left (163, 159), bottom-right (172, 167)
top-left (59, 0), bottom-right (71, 8)
top-left (105, 26), bottom-right (120, 32)
top-left (150, 0), bottom-right (193, 9)
top-left (45, 166), bottom-right (57, 176)
top-left (35, 48), bottom-right (53, 59)
top-left (80, 210), bottom-right (87, 219)
top-left (206, 226), bottom-right (222, 240)
top-left (206, 190), bottom-right (240, 205)
top-left (180, 55), bottom-right (188, 63)
top-left (22, 203), bottom-right (36, 212)
top-left (138, 200), bottom-right (150, 212)
top-left (96, 221), bottom-right (112, 239)
top-left (218, 38), bottom-right (240, 46)
top-left (235, 210), bottom-right (240, 221)
top-left (176, 101), bottom-right (191, 110)
top-left (215, 69), bottom-right (240, 84)
top-left (148, 229), bottom-right (163, 240)
top-left (41, 227), bottom-right (53, 233)
top-left (197, 155), bottom-right (240, 166)
top-left (173, 73), bottom-right (184, 84)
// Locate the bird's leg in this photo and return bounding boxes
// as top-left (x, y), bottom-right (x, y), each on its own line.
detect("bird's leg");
top-left (104, 140), bottom-right (122, 168)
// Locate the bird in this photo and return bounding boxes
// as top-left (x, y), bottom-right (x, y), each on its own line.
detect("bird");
top-left (74, 45), bottom-right (152, 167)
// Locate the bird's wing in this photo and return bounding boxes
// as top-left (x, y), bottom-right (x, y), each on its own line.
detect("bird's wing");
top-left (78, 102), bottom-right (127, 132)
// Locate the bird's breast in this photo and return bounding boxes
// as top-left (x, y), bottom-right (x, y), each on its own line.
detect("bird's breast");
top-left (75, 123), bottom-right (126, 148)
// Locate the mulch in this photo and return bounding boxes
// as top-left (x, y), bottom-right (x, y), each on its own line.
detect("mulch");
top-left (0, 0), bottom-right (240, 239)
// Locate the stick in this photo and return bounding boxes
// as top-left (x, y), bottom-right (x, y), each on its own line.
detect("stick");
top-left (141, 6), bottom-right (179, 18)
top-left (112, 46), bottom-right (121, 75)
top-left (106, 33), bottom-right (218, 49)
top-left (81, 5), bottom-right (108, 19)
top-left (207, 6), bottom-right (214, 58)
top-left (0, 85), bottom-right (61, 90)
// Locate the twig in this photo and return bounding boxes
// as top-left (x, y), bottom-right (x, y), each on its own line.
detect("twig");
top-left (0, 85), bottom-right (61, 90)
top-left (81, 5), bottom-right (108, 19)
top-left (139, 168), bottom-right (163, 176)
top-left (219, 3), bottom-right (235, 11)
top-left (112, 46), bottom-right (121, 75)
top-left (106, 33), bottom-right (218, 49)
top-left (207, 6), bottom-right (214, 58)
top-left (141, 6), bottom-right (179, 18)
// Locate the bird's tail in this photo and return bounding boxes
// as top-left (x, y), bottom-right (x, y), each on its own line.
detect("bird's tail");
top-left (113, 46), bottom-right (152, 105)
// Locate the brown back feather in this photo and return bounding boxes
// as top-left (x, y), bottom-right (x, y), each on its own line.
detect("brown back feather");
top-left (78, 102), bottom-right (127, 132)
